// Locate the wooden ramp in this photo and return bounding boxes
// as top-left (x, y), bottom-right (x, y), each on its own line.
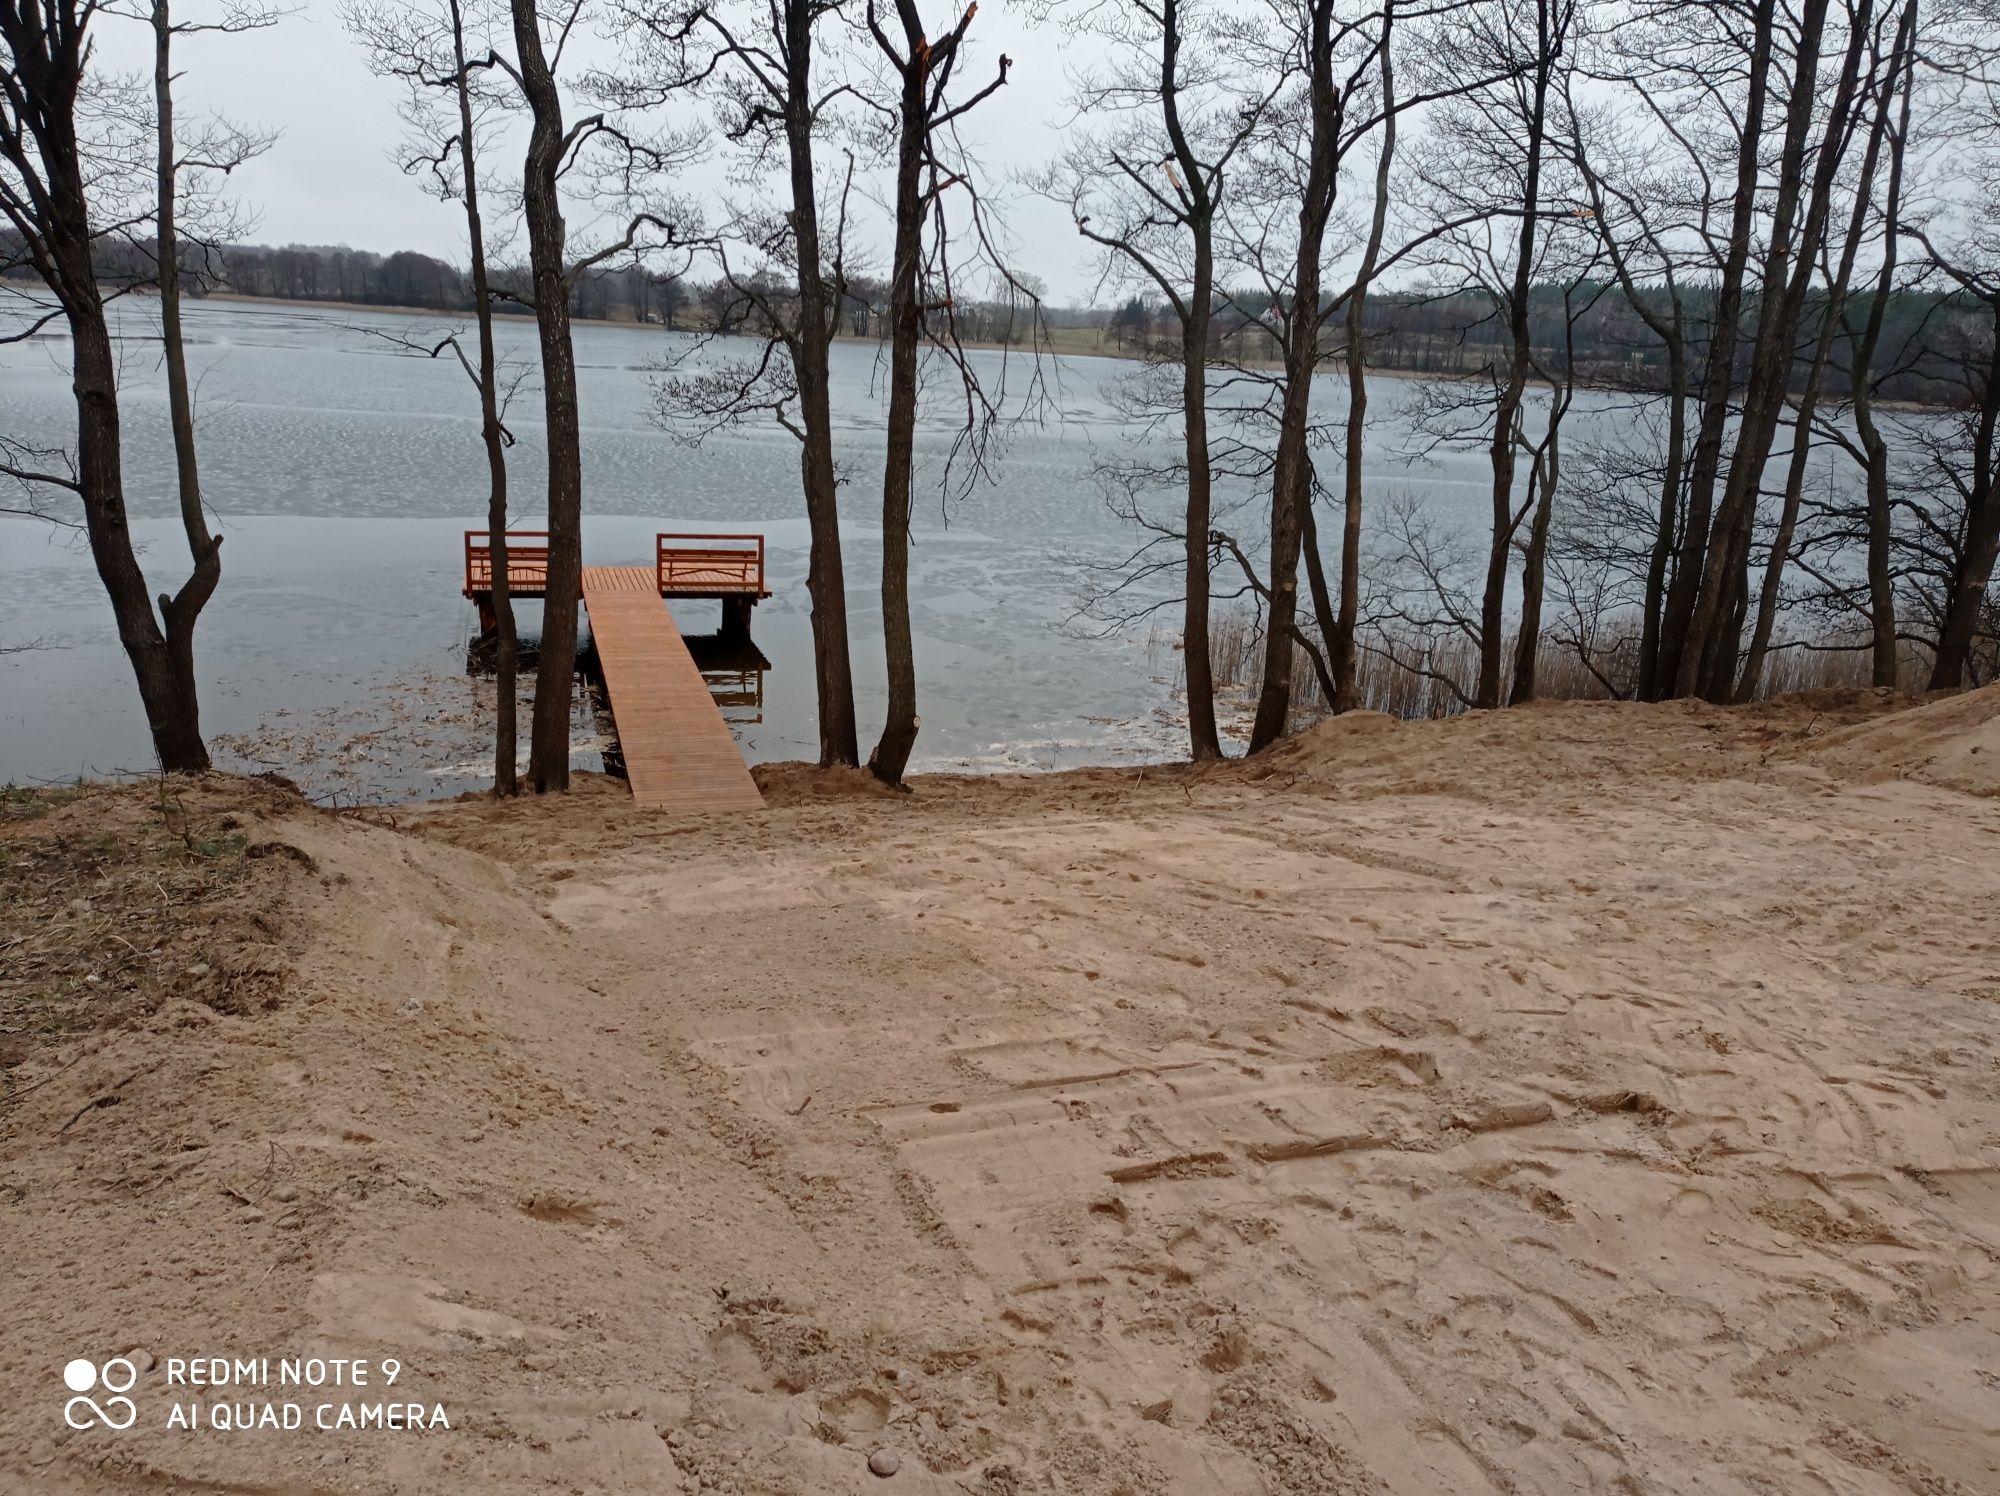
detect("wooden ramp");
top-left (581, 566), bottom-right (763, 813)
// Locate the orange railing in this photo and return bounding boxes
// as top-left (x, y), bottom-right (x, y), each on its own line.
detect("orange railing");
top-left (466, 530), bottom-right (767, 597)
top-left (463, 530), bottom-right (551, 595)
top-left (656, 532), bottom-right (767, 596)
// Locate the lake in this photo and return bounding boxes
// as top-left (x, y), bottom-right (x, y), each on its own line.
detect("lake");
top-left (0, 295), bottom-right (1514, 800)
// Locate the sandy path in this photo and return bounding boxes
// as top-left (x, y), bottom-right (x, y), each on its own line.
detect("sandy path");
top-left (3, 692), bottom-right (1996, 1494)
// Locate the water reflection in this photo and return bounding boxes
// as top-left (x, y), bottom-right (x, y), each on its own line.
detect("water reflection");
top-left (685, 634), bottom-right (771, 724)
top-left (579, 640), bottom-right (624, 782)
top-left (463, 628), bottom-right (545, 676)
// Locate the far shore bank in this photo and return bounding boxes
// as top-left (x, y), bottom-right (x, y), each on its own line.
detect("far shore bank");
top-left (190, 289), bottom-right (1513, 382)
top-left (2, 282), bottom-right (1966, 404)
top-left (187, 290), bottom-right (1425, 380)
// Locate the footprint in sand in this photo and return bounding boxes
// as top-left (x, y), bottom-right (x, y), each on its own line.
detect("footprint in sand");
top-left (821, 1386), bottom-right (891, 1436)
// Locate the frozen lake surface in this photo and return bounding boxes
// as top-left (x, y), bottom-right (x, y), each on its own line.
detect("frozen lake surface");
top-left (0, 295), bottom-right (1520, 799)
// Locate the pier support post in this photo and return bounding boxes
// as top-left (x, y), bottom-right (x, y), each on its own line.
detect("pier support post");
top-left (722, 596), bottom-right (755, 644)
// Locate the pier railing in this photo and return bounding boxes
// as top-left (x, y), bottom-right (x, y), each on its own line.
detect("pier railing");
top-left (465, 530), bottom-right (766, 600)
top-left (463, 530), bottom-right (551, 595)
top-left (656, 533), bottom-right (768, 597)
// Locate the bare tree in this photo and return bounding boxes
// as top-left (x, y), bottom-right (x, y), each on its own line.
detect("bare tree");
top-left (1839, 0), bottom-right (1919, 688)
top-left (1038, 0), bottom-right (1276, 761)
top-left (1325, 7), bottom-right (1396, 714)
top-left (483, 0), bottom-right (689, 792)
top-left (1676, 0), bottom-right (1877, 698)
top-left (1, 0), bottom-right (266, 772)
top-left (1219, 0), bottom-right (1504, 747)
top-left (508, 0), bottom-right (587, 791)
top-left (1736, 0), bottom-right (1916, 699)
top-left (610, 0), bottom-right (864, 768)
top-left (1237, 0), bottom-right (1361, 749)
top-left (1559, 85), bottom-right (1699, 701)
top-left (1637, 0), bottom-right (1785, 699)
top-left (1902, 232), bottom-right (2000, 689)
top-left (345, 0), bottom-right (526, 795)
top-left (144, 1), bottom-right (274, 748)
top-left (1410, 0), bottom-right (1574, 708)
top-left (862, 0), bottom-right (1016, 785)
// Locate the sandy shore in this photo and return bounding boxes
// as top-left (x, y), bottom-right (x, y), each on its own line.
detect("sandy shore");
top-left (3, 688), bottom-right (1997, 1494)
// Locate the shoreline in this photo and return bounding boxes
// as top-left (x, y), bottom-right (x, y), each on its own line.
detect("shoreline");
top-left (184, 292), bottom-right (1489, 381)
top-left (6, 285), bottom-right (1962, 404)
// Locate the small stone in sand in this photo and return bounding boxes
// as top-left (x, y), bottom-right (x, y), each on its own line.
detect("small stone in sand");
top-left (868, 1449), bottom-right (900, 1478)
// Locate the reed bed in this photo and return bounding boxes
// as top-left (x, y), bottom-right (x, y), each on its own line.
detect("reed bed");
top-left (1197, 611), bottom-right (1935, 725)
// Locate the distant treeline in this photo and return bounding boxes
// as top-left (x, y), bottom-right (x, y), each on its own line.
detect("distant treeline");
top-left (0, 235), bottom-right (1044, 345)
top-left (1106, 285), bottom-right (1976, 406)
top-left (217, 241), bottom-right (689, 325)
top-left (0, 234), bottom-right (1980, 406)
top-left (209, 246), bottom-right (2000, 407)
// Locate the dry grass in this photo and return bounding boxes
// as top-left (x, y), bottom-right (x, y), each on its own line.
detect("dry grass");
top-left (0, 776), bottom-right (306, 1078)
top-left (1205, 612), bottom-right (1938, 723)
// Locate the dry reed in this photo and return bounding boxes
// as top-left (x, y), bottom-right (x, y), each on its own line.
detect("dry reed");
top-left (1197, 611), bottom-right (1934, 725)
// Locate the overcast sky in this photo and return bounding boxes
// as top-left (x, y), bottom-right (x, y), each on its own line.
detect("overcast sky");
top-left (90, 0), bottom-right (1104, 301)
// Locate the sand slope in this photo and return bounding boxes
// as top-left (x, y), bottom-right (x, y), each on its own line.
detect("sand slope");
top-left (1795, 684), bottom-right (2000, 799)
top-left (3, 691), bottom-right (1998, 1494)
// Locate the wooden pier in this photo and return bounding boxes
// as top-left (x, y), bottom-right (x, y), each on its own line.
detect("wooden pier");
top-left (463, 532), bottom-right (766, 812)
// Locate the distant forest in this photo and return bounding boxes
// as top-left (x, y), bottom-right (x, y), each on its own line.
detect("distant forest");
top-left (5, 235), bottom-right (1977, 407)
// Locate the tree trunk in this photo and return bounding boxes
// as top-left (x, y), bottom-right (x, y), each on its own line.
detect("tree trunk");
top-left (1736, 416), bottom-right (1813, 703)
top-left (1157, 0), bottom-right (1222, 761)
top-left (867, 11), bottom-right (928, 786)
top-left (785, 0), bottom-right (860, 768)
top-left (1653, 0), bottom-right (1779, 698)
top-left (151, 0), bottom-right (220, 768)
top-left (1299, 488), bottom-right (1342, 709)
top-left (1738, 16), bottom-right (1903, 702)
top-left (0, 3), bottom-right (207, 771)
top-left (1845, 0), bottom-right (1916, 690)
top-left (1478, 0), bottom-right (1553, 711)
top-left (1860, 425), bottom-right (1899, 687)
top-left (1477, 416), bottom-right (1517, 711)
top-left (1330, 12), bottom-right (1395, 716)
top-left (512, 0), bottom-right (584, 794)
top-left (78, 303), bottom-right (207, 768)
top-left (1637, 357), bottom-right (1686, 700)
top-left (450, 0), bottom-right (517, 795)
top-left (1681, 0), bottom-right (1864, 699)
top-left (1246, 334), bottom-right (1315, 749)
top-left (1248, 0), bottom-right (1340, 753)
top-left (1929, 299), bottom-right (2000, 689)
top-left (1930, 491), bottom-right (2000, 689)
top-left (1509, 441), bottom-right (1558, 704)
top-left (1332, 346), bottom-right (1370, 713)
top-left (1180, 262), bottom-right (1222, 761)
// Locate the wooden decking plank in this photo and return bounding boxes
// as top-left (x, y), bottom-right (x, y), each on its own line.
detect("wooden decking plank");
top-left (581, 566), bottom-right (763, 813)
